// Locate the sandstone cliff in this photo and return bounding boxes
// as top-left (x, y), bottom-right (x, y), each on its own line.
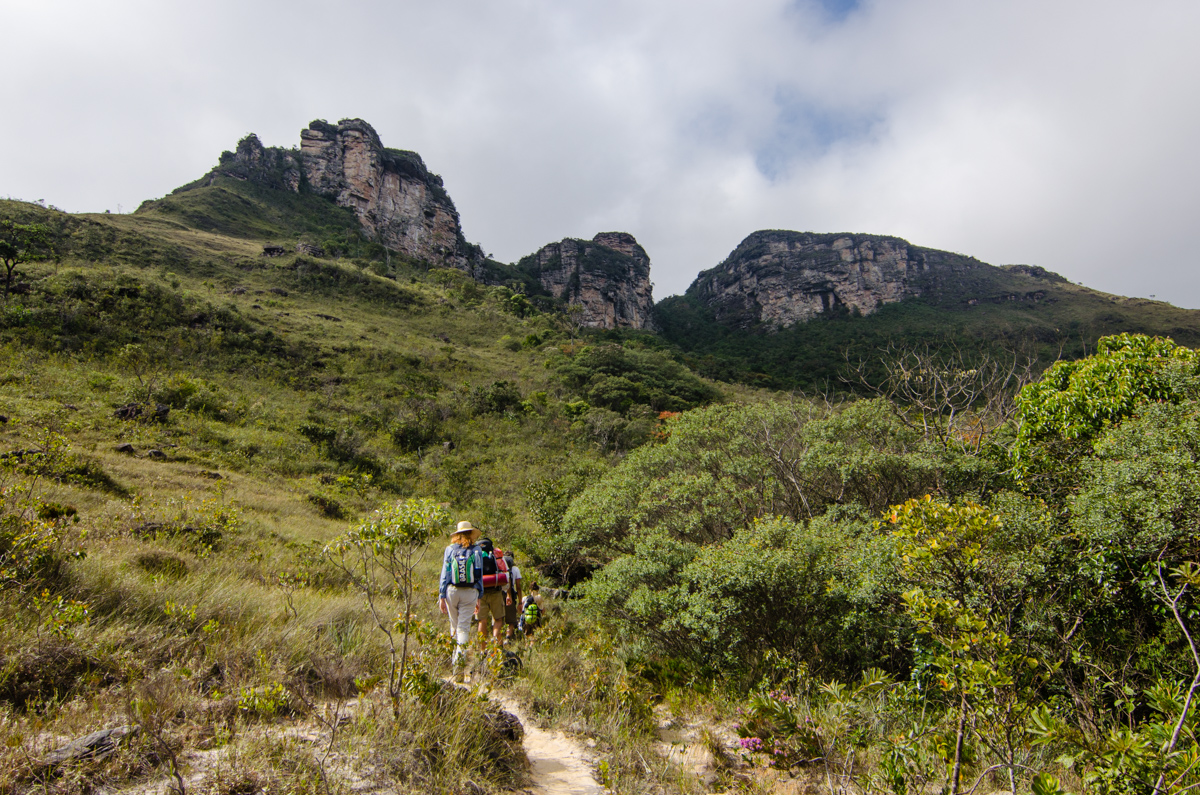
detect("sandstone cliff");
top-left (688, 230), bottom-right (983, 329)
top-left (180, 120), bottom-right (481, 272)
top-left (300, 119), bottom-right (480, 272)
top-left (517, 233), bottom-right (655, 330)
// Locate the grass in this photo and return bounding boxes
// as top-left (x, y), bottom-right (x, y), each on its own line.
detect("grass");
top-left (0, 192), bottom-right (749, 792)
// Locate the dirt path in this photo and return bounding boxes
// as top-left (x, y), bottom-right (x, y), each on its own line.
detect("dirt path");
top-left (493, 693), bottom-right (607, 795)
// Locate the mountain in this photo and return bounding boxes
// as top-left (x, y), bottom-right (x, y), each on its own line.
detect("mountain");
top-left (15, 115), bottom-right (1200, 388)
top-left (655, 230), bottom-right (1200, 389)
top-left (512, 232), bottom-right (655, 330)
top-left (685, 230), bottom-right (988, 329)
top-left (135, 118), bottom-right (653, 331)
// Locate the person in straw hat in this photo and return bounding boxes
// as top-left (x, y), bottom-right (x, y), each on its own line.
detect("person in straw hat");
top-left (438, 520), bottom-right (483, 681)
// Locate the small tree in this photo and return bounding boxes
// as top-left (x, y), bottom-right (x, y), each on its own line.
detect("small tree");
top-left (889, 496), bottom-right (1050, 794)
top-left (0, 219), bottom-right (51, 300)
top-left (324, 498), bottom-right (449, 717)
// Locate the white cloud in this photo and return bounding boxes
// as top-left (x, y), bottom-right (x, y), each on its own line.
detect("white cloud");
top-left (3, 0), bottom-right (1199, 305)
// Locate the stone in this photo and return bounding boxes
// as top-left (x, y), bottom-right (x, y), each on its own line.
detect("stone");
top-left (690, 230), bottom-right (985, 330)
top-left (114, 403), bottom-right (141, 420)
top-left (518, 232), bottom-right (655, 330)
top-left (231, 286), bottom-right (247, 295)
top-left (300, 119), bottom-right (482, 273)
top-left (41, 725), bottom-right (139, 766)
top-left (147, 449), bottom-right (167, 459)
top-left (261, 245), bottom-right (287, 257)
top-left (269, 287), bottom-right (288, 296)
top-left (483, 709), bottom-right (523, 743)
top-left (295, 243), bottom-right (323, 257)
top-left (115, 443), bottom-right (135, 454)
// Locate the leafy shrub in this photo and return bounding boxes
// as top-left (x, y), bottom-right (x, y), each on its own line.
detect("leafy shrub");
top-left (468, 380), bottom-right (523, 416)
top-left (237, 682), bottom-right (292, 719)
top-left (307, 493), bottom-right (347, 519)
top-left (154, 374), bottom-right (230, 420)
top-left (553, 343), bottom-right (720, 415)
top-left (1012, 333), bottom-right (1200, 495)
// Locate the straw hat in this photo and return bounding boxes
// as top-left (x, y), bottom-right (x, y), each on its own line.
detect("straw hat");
top-left (451, 520), bottom-right (481, 542)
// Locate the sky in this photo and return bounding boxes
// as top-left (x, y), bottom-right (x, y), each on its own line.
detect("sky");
top-left (4, 0), bottom-right (1200, 305)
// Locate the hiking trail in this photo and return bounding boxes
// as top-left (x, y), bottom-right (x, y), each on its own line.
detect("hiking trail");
top-left (493, 692), bottom-right (607, 795)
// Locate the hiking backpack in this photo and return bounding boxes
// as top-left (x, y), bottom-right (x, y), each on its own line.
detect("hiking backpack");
top-left (480, 548), bottom-right (510, 589)
top-left (447, 545), bottom-right (477, 587)
top-left (520, 596), bottom-right (540, 628)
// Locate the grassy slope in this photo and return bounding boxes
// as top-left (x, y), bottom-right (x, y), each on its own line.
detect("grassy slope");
top-left (0, 191), bottom-right (711, 791)
top-left (656, 257), bottom-right (1200, 389)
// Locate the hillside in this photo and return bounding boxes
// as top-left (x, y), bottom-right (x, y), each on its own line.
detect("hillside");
top-left (655, 229), bottom-right (1200, 389)
top-left (7, 122), bottom-right (1200, 794)
top-left (0, 172), bottom-right (742, 791)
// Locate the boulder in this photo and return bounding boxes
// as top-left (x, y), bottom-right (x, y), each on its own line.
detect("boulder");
top-left (115, 443), bottom-right (135, 454)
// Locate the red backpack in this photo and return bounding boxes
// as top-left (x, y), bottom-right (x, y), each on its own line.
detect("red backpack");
top-left (481, 547), bottom-right (510, 589)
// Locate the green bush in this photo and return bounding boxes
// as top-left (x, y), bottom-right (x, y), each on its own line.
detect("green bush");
top-left (553, 342), bottom-right (720, 415)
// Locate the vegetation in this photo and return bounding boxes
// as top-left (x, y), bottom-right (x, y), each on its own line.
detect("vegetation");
top-left (655, 260), bottom-right (1200, 392)
top-left (5, 156), bottom-right (1200, 794)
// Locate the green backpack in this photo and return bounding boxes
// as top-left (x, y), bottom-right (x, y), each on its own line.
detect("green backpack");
top-left (521, 597), bottom-right (540, 627)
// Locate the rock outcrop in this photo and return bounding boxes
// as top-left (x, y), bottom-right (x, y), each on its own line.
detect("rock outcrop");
top-left (202, 134), bottom-right (303, 192)
top-left (518, 233), bottom-right (655, 330)
top-left (299, 119), bottom-right (478, 271)
top-left (181, 119), bottom-right (481, 272)
top-left (689, 230), bottom-right (982, 329)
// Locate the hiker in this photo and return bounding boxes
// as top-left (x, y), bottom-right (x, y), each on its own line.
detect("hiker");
top-left (517, 582), bottom-right (543, 643)
top-left (438, 520), bottom-right (483, 680)
top-left (474, 537), bottom-right (510, 650)
top-left (503, 550), bottom-right (523, 640)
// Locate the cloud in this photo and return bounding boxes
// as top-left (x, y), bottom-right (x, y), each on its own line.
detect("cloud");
top-left (3, 0), bottom-right (1199, 305)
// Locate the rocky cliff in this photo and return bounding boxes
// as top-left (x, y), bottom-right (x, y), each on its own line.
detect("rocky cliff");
top-left (688, 230), bottom-right (983, 329)
top-left (181, 119), bottom-right (481, 272)
top-left (517, 233), bottom-right (655, 330)
top-left (300, 119), bottom-right (480, 272)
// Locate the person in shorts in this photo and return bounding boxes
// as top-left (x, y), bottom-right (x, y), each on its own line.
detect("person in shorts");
top-left (503, 551), bottom-right (522, 640)
top-left (474, 537), bottom-right (508, 650)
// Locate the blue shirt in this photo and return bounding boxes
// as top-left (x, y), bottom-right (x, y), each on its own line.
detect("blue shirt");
top-left (439, 543), bottom-right (483, 598)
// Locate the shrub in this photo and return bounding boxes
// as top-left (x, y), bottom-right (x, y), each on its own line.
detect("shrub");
top-left (307, 493), bottom-right (346, 519)
top-left (468, 380), bottom-right (523, 416)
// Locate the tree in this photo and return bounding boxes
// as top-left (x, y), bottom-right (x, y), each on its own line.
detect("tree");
top-left (0, 219), bottom-right (51, 300)
top-left (324, 498), bottom-right (449, 717)
top-left (1011, 333), bottom-right (1200, 499)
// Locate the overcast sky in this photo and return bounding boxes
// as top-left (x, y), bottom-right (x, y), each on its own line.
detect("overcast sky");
top-left (4, 0), bottom-right (1200, 305)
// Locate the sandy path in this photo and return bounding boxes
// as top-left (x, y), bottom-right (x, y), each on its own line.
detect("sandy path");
top-left (493, 694), bottom-right (607, 795)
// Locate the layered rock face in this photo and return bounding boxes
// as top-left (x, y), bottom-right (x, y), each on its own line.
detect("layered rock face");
top-left (182, 119), bottom-right (479, 271)
top-left (300, 119), bottom-right (477, 271)
top-left (519, 233), bottom-right (655, 330)
top-left (690, 230), bottom-right (980, 329)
